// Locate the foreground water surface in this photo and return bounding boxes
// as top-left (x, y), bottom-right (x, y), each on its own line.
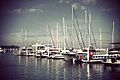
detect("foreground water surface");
top-left (0, 53), bottom-right (120, 80)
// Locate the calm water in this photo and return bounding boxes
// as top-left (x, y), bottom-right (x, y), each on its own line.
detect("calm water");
top-left (0, 53), bottom-right (120, 80)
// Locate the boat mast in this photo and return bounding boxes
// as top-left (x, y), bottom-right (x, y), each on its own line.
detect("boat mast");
top-left (112, 21), bottom-right (115, 48)
top-left (24, 29), bottom-right (27, 46)
top-left (65, 23), bottom-right (69, 48)
top-left (63, 17), bottom-right (66, 52)
top-left (72, 6), bottom-right (75, 48)
top-left (84, 10), bottom-right (87, 48)
top-left (20, 29), bottom-right (24, 47)
top-left (100, 28), bottom-right (102, 49)
top-left (73, 8), bottom-right (85, 48)
top-left (48, 25), bottom-right (55, 47)
top-left (56, 22), bottom-right (59, 48)
top-left (47, 25), bottom-right (49, 44)
top-left (86, 12), bottom-right (92, 62)
top-left (67, 24), bottom-right (73, 48)
top-left (88, 12), bottom-right (91, 47)
top-left (90, 13), bottom-right (97, 48)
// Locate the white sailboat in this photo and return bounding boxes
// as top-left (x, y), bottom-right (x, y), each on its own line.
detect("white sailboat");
top-left (101, 21), bottom-right (120, 65)
top-left (77, 12), bottom-right (103, 63)
top-left (18, 29), bottom-right (35, 56)
top-left (95, 28), bottom-right (106, 52)
top-left (90, 21), bottom-right (120, 65)
top-left (48, 22), bottom-right (64, 59)
top-left (61, 16), bottom-right (76, 61)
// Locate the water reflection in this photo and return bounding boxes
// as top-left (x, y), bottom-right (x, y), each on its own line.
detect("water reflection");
top-left (16, 56), bottom-right (120, 80)
top-left (1, 54), bottom-right (120, 80)
top-left (103, 65), bottom-right (120, 80)
top-left (87, 64), bottom-right (90, 80)
top-left (18, 56), bottom-right (21, 65)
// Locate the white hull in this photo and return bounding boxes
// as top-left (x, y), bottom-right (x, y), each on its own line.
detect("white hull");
top-left (82, 59), bottom-right (102, 63)
top-left (62, 52), bottom-right (76, 61)
top-left (48, 54), bottom-right (64, 59)
top-left (102, 59), bottom-right (120, 65)
top-left (26, 53), bottom-right (35, 56)
top-left (41, 53), bottom-right (49, 58)
top-left (34, 53), bottom-right (41, 58)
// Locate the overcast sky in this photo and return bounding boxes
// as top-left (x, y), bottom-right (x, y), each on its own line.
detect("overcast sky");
top-left (0, 0), bottom-right (120, 48)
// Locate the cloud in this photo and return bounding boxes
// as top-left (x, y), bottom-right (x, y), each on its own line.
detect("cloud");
top-left (8, 8), bottom-right (44, 14)
top-left (100, 8), bottom-right (114, 12)
top-left (27, 8), bottom-right (43, 13)
top-left (8, 8), bottom-right (22, 14)
top-left (9, 32), bottom-right (46, 39)
top-left (58, 0), bottom-right (64, 3)
top-left (80, 5), bottom-right (86, 10)
top-left (82, 0), bottom-right (97, 5)
top-left (58, 0), bottom-right (70, 4)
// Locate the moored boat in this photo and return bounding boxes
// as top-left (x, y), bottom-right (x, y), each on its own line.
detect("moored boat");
top-left (19, 46), bottom-right (34, 56)
top-left (32, 43), bottom-right (46, 58)
top-left (0, 47), bottom-right (4, 53)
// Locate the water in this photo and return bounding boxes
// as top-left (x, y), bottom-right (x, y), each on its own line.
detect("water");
top-left (0, 53), bottom-right (120, 80)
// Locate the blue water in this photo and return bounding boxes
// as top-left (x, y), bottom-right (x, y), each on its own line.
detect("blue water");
top-left (0, 53), bottom-right (120, 80)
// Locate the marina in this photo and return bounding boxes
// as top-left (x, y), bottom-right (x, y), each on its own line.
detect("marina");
top-left (0, 0), bottom-right (120, 80)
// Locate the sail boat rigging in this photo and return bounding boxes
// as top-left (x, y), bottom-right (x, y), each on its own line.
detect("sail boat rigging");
top-left (47, 25), bottom-right (55, 47)
top-left (66, 24), bottom-right (74, 48)
top-left (72, 7), bottom-right (85, 48)
top-left (88, 12), bottom-right (97, 48)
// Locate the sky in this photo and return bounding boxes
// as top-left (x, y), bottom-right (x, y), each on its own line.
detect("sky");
top-left (0, 0), bottom-right (120, 48)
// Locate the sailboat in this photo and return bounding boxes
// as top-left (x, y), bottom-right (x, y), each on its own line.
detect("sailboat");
top-left (61, 16), bottom-right (77, 62)
top-left (18, 29), bottom-right (35, 56)
top-left (82, 12), bottom-right (103, 63)
top-left (90, 21), bottom-right (120, 64)
top-left (101, 21), bottom-right (120, 65)
top-left (47, 23), bottom-right (64, 59)
top-left (74, 11), bottom-right (103, 63)
top-left (108, 21), bottom-right (120, 54)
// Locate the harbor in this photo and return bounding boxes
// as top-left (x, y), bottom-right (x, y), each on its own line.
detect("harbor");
top-left (0, 0), bottom-right (120, 80)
